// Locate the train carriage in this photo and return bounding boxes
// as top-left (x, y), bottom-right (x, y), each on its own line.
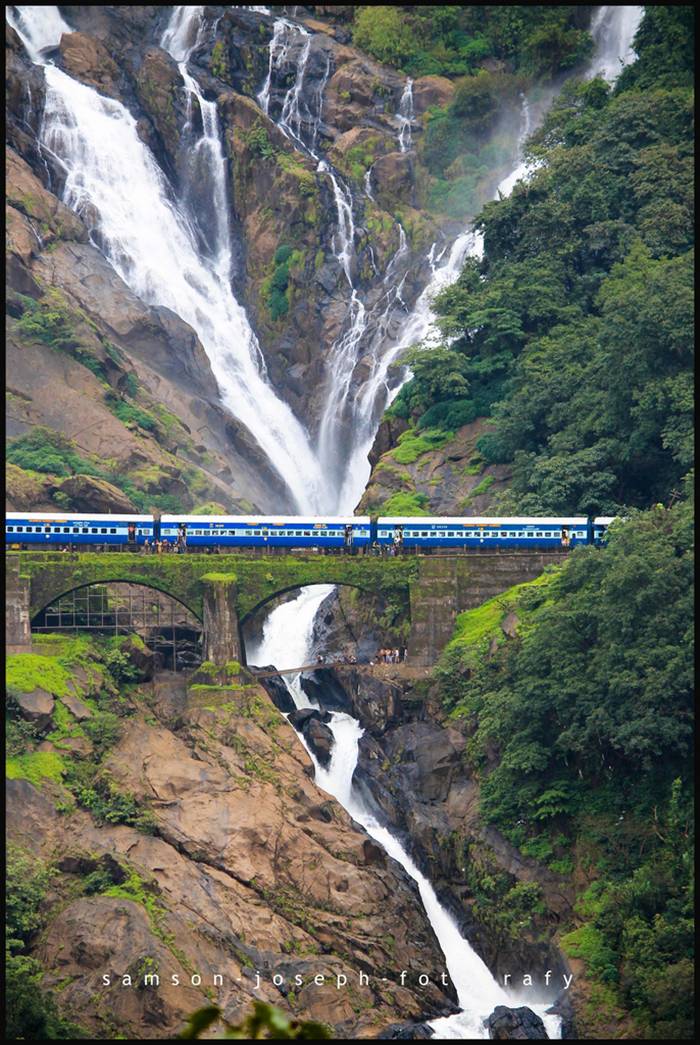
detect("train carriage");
top-left (592, 517), bottom-right (616, 545)
top-left (376, 517), bottom-right (590, 549)
top-left (160, 515), bottom-right (372, 549)
top-left (5, 512), bottom-right (155, 547)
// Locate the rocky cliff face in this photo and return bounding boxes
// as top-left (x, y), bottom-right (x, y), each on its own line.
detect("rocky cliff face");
top-left (6, 19), bottom-right (286, 513)
top-left (7, 653), bottom-right (456, 1038)
top-left (5, 5), bottom-right (519, 514)
top-left (304, 665), bottom-right (573, 989)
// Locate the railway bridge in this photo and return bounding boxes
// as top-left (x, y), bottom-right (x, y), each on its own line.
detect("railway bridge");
top-left (6, 549), bottom-right (567, 667)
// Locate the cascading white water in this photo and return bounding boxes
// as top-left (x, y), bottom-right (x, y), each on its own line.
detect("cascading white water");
top-left (9, 4), bottom-right (326, 514)
top-left (397, 78), bottom-right (415, 153)
top-left (334, 5), bottom-right (642, 512)
top-left (253, 7), bottom-right (645, 1037)
top-left (252, 585), bottom-right (563, 1039)
top-left (589, 4), bottom-right (643, 80)
top-left (9, 3), bottom-right (644, 1032)
top-left (160, 7), bottom-right (232, 284)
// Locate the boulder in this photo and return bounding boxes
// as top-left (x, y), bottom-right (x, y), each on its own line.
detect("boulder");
top-left (378, 1023), bottom-right (434, 1039)
top-left (59, 31), bottom-right (122, 100)
top-left (54, 475), bottom-right (138, 514)
top-left (372, 151), bottom-right (414, 204)
top-left (487, 1006), bottom-right (548, 1040)
top-left (133, 47), bottom-right (185, 170)
top-left (288, 708), bottom-right (335, 769)
top-left (258, 671), bottom-right (297, 714)
top-left (299, 669), bottom-right (353, 713)
top-left (15, 688), bottom-right (55, 729)
top-left (61, 694), bottom-right (93, 721)
top-left (412, 75), bottom-right (455, 114)
top-left (302, 716), bottom-right (335, 769)
top-left (288, 708), bottom-right (333, 730)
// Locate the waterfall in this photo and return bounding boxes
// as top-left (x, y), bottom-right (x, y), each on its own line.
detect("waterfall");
top-left (9, 4), bottom-right (326, 514)
top-left (252, 7), bottom-right (645, 1038)
top-left (397, 78), bottom-right (414, 152)
top-left (259, 15), bottom-right (374, 499)
top-left (8, 6), bottom-right (645, 1029)
top-left (364, 165), bottom-right (375, 201)
top-left (250, 586), bottom-right (563, 1039)
top-left (589, 4), bottom-right (643, 79)
top-left (160, 7), bottom-right (233, 287)
top-left (334, 5), bottom-right (643, 512)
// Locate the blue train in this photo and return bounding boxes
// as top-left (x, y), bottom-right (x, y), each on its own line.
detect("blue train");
top-left (5, 513), bottom-right (615, 549)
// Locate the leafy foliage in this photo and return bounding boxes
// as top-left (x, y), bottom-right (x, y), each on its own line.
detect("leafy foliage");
top-left (6, 848), bottom-right (85, 1039)
top-left (7, 426), bottom-right (103, 478)
top-left (179, 1000), bottom-right (332, 1039)
top-left (439, 496), bottom-right (694, 1036)
top-left (352, 6), bottom-right (592, 79)
top-left (393, 7), bottom-right (694, 513)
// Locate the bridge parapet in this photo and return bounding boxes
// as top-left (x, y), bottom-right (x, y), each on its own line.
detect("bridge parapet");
top-left (6, 550), bottom-right (567, 667)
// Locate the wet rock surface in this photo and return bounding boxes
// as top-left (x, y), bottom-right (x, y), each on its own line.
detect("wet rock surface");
top-left (486, 1005), bottom-right (549, 1039)
top-left (7, 671), bottom-right (457, 1038)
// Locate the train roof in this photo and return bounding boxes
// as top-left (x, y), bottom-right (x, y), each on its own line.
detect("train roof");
top-left (160, 515), bottom-right (371, 524)
top-left (6, 512), bottom-right (153, 522)
top-left (377, 516), bottom-right (589, 525)
top-left (593, 517), bottom-right (617, 524)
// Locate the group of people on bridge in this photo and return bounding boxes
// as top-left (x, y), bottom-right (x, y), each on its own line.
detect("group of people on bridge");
top-left (142, 524), bottom-right (188, 555)
top-left (375, 647), bottom-right (406, 664)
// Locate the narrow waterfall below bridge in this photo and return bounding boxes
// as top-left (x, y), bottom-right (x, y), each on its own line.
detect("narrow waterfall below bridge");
top-left (250, 6), bottom-right (643, 1037)
top-left (8, 3), bottom-right (644, 1036)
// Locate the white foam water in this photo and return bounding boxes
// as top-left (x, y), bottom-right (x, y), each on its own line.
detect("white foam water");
top-left (9, 4), bottom-right (326, 513)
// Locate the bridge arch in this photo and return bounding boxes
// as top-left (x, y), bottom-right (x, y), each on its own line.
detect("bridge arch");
top-left (238, 579), bottom-right (402, 629)
top-left (30, 577), bottom-right (203, 626)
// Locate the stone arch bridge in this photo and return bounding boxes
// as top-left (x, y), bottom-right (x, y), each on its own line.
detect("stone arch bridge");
top-left (6, 549), bottom-right (566, 667)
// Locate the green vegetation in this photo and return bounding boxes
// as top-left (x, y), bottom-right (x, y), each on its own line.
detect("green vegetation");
top-left (7, 426), bottom-right (103, 479)
top-left (391, 426), bottom-right (452, 464)
top-left (263, 243), bottom-right (305, 321)
top-left (6, 750), bottom-right (66, 787)
top-left (6, 847), bottom-right (85, 1038)
top-left (394, 7), bottom-right (694, 513)
top-left (179, 1000), bottom-right (332, 1039)
top-left (352, 7), bottom-right (592, 79)
top-left (6, 650), bottom-right (72, 696)
top-left (438, 495), bottom-right (694, 1036)
top-left (6, 634), bottom-right (157, 832)
top-left (209, 40), bottom-right (228, 81)
top-left (377, 492), bottom-right (429, 516)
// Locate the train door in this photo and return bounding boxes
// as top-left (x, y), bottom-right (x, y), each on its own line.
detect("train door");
top-left (127, 522), bottom-right (137, 544)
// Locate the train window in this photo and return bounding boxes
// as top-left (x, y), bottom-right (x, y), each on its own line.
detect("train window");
top-left (500, 531), bottom-right (507, 537)
top-left (304, 531), bottom-right (311, 536)
top-left (100, 527), bottom-right (107, 534)
top-left (81, 527), bottom-right (88, 533)
top-left (63, 527), bottom-right (70, 533)
top-left (72, 527), bottom-right (79, 533)
top-left (110, 528), bottom-right (117, 534)
top-left (7, 526), bottom-right (14, 532)
top-left (536, 531), bottom-right (543, 537)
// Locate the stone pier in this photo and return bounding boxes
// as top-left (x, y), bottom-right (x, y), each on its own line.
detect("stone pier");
top-left (6, 556), bottom-right (31, 652)
top-left (406, 550), bottom-right (566, 666)
top-left (202, 578), bottom-right (242, 665)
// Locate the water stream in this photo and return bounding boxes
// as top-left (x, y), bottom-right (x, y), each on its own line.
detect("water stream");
top-left (248, 6), bottom-right (643, 1036)
top-left (9, 4), bottom-right (643, 1035)
top-left (8, 4), bottom-right (326, 514)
